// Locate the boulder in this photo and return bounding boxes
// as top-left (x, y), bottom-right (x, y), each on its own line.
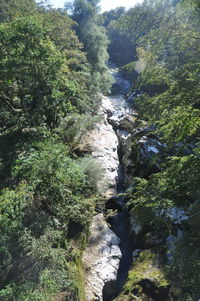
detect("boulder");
top-left (118, 115), bottom-right (138, 131)
top-left (116, 250), bottom-right (169, 301)
top-left (83, 214), bottom-right (122, 301)
top-left (132, 249), bottom-right (142, 261)
top-left (108, 111), bottom-right (140, 132)
top-left (117, 130), bottom-right (132, 155)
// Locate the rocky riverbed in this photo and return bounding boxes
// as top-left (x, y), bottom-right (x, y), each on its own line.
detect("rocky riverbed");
top-left (82, 66), bottom-right (135, 301)
top-left (81, 67), bottom-right (179, 301)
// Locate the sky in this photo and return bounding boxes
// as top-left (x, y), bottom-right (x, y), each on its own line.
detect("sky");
top-left (49, 0), bottom-right (144, 12)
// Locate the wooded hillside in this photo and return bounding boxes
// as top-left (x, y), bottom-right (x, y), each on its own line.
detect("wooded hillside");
top-left (0, 0), bottom-right (199, 300)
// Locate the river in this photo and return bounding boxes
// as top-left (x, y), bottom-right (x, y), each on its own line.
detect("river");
top-left (104, 66), bottom-right (133, 300)
top-left (83, 65), bottom-right (134, 301)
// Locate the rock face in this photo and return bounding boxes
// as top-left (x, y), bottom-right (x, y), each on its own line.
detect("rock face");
top-left (83, 214), bottom-right (122, 301)
top-left (82, 89), bottom-right (142, 301)
top-left (79, 96), bottom-right (119, 199)
top-left (113, 119), bottom-right (164, 189)
top-left (82, 96), bottom-right (123, 301)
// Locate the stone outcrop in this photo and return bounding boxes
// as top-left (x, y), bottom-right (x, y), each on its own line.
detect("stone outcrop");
top-left (82, 95), bottom-right (123, 301)
top-left (83, 214), bottom-right (122, 301)
top-left (81, 81), bottom-right (139, 300)
top-left (78, 96), bottom-right (119, 199)
top-left (107, 97), bottom-right (163, 190)
top-left (114, 250), bottom-right (169, 301)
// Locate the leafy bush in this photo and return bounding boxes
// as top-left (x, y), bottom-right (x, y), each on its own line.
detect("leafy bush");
top-left (13, 140), bottom-right (96, 227)
top-left (0, 135), bottom-right (102, 300)
top-left (79, 156), bottom-right (104, 194)
top-left (58, 113), bottom-right (100, 149)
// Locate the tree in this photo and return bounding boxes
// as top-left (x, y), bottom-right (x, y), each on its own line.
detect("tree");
top-left (0, 0), bottom-right (36, 23)
top-left (102, 6), bottom-right (126, 27)
top-left (0, 16), bottom-right (92, 130)
top-left (67, 0), bottom-right (113, 93)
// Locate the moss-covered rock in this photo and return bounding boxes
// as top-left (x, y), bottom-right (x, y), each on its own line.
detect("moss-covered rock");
top-left (114, 250), bottom-right (169, 301)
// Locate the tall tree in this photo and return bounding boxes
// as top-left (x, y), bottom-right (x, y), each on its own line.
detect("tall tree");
top-left (0, 0), bottom-right (36, 22)
top-left (67, 0), bottom-right (113, 93)
top-left (0, 16), bottom-right (90, 130)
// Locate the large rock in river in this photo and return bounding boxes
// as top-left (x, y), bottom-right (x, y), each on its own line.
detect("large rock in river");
top-left (83, 214), bottom-right (122, 301)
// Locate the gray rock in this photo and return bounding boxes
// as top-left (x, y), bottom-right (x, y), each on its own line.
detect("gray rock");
top-left (166, 207), bottom-right (188, 224)
top-left (81, 91), bottom-right (138, 300)
top-left (83, 214), bottom-right (122, 301)
top-left (80, 96), bottom-right (119, 198)
top-left (156, 207), bottom-right (188, 224)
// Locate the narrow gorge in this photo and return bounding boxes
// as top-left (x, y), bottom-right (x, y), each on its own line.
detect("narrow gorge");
top-left (82, 66), bottom-right (176, 301)
top-left (82, 66), bottom-right (136, 301)
top-left (1, 1), bottom-right (199, 300)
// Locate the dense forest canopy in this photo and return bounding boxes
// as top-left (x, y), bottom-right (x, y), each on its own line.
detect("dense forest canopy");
top-left (0, 0), bottom-right (200, 300)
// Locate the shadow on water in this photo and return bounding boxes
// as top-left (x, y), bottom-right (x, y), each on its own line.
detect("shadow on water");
top-left (114, 164), bottom-right (133, 296)
top-left (104, 165), bottom-right (133, 301)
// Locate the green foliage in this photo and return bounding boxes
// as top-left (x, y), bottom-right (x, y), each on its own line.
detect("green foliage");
top-left (39, 8), bottom-right (102, 112)
top-left (0, 0), bottom-right (36, 23)
top-left (158, 106), bottom-right (200, 144)
top-left (135, 63), bottom-right (171, 95)
top-left (116, 250), bottom-right (169, 300)
top-left (58, 113), bottom-right (99, 148)
top-left (102, 6), bottom-right (126, 27)
top-left (182, 0), bottom-right (200, 8)
top-left (0, 135), bottom-right (99, 300)
top-left (0, 184), bottom-right (31, 283)
top-left (169, 235), bottom-right (200, 300)
top-left (69, 0), bottom-right (113, 93)
top-left (106, 20), bottom-right (137, 67)
top-left (79, 156), bottom-right (104, 194)
top-left (0, 183), bottom-right (70, 300)
top-left (128, 151), bottom-right (200, 232)
top-left (0, 0), bottom-right (109, 299)
top-left (126, 251), bottom-right (169, 289)
top-left (102, 7), bottom-right (137, 67)
top-left (0, 16), bottom-right (96, 130)
top-left (14, 140), bottom-right (96, 224)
